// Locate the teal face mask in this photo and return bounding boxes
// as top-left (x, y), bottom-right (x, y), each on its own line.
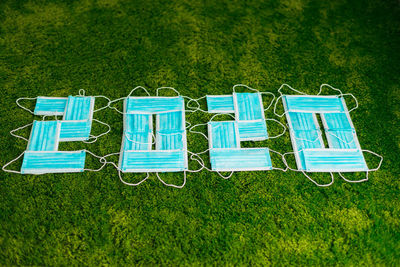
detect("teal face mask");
top-left (210, 148), bottom-right (272, 171)
top-left (206, 95), bottom-right (235, 113)
top-left (120, 151), bottom-right (186, 172)
top-left (34, 97), bottom-right (68, 115)
top-left (284, 95), bottom-right (345, 113)
top-left (208, 121), bottom-right (239, 149)
top-left (21, 151), bottom-right (86, 174)
top-left (27, 121), bottom-right (60, 151)
top-left (126, 96), bottom-right (184, 113)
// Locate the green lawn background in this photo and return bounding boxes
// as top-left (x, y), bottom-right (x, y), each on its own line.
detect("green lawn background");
top-left (1, 0), bottom-right (399, 265)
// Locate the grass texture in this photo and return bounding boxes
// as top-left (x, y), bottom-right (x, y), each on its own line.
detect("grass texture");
top-left (1, 0), bottom-right (400, 265)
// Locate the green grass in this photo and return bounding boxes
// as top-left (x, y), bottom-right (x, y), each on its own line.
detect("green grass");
top-left (1, 0), bottom-right (400, 265)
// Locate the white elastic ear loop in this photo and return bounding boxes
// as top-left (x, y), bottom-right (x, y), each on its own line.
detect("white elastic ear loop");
top-left (83, 119), bottom-right (112, 144)
top-left (273, 95), bottom-right (286, 117)
top-left (93, 95), bottom-right (112, 112)
top-left (277, 83), bottom-right (307, 96)
top-left (16, 97), bottom-right (37, 115)
top-left (232, 84), bottom-right (260, 93)
top-left (107, 97), bottom-right (126, 114)
top-left (216, 171), bottom-right (234, 179)
top-left (363, 149), bottom-right (383, 171)
top-left (189, 123), bottom-right (209, 141)
top-left (185, 96), bottom-right (207, 113)
top-left (338, 172), bottom-right (369, 183)
top-left (265, 118), bottom-right (286, 139)
top-left (78, 89), bottom-right (86, 96)
top-left (108, 86), bottom-right (151, 114)
top-left (318, 84), bottom-right (343, 95)
top-left (341, 93), bottom-right (359, 112)
top-left (119, 170), bottom-right (149, 186)
top-left (269, 149), bottom-right (289, 172)
top-left (261, 92), bottom-right (276, 111)
top-left (124, 132), bottom-right (156, 145)
top-left (281, 151), bottom-right (303, 171)
top-left (128, 86), bottom-right (151, 97)
top-left (156, 87), bottom-right (180, 96)
top-left (210, 113), bottom-right (235, 121)
top-left (186, 150), bottom-right (205, 173)
top-left (301, 171), bottom-right (335, 187)
top-left (83, 150), bottom-right (108, 172)
top-left (10, 123), bottom-right (33, 142)
top-left (100, 152), bottom-right (150, 186)
top-left (156, 171), bottom-right (186, 188)
top-left (318, 84), bottom-right (358, 112)
top-left (2, 151), bottom-right (25, 174)
top-left (274, 84), bottom-right (307, 118)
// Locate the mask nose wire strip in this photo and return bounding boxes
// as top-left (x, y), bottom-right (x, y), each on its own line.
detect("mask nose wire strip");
top-left (16, 97), bottom-right (37, 115)
top-left (265, 118), bottom-right (287, 139)
top-left (2, 151), bottom-right (25, 174)
top-left (10, 122), bottom-right (33, 142)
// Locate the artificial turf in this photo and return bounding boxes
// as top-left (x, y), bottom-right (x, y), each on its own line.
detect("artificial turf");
top-left (1, 0), bottom-right (400, 265)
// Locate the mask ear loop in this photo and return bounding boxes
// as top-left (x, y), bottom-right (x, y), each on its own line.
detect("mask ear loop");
top-left (269, 149), bottom-right (289, 172)
top-left (2, 151), bottom-right (25, 174)
top-left (318, 84), bottom-right (358, 112)
top-left (282, 151), bottom-right (335, 186)
top-left (265, 118), bottom-right (287, 139)
top-left (93, 95), bottom-right (111, 113)
top-left (185, 96), bottom-right (209, 113)
top-left (301, 171), bottom-right (335, 187)
top-left (99, 152), bottom-right (150, 186)
top-left (10, 123), bottom-right (33, 142)
top-left (16, 97), bottom-right (37, 115)
top-left (156, 87), bottom-right (180, 96)
top-left (83, 119), bottom-right (112, 144)
top-left (156, 172), bottom-right (186, 188)
top-left (338, 149), bottom-right (383, 183)
top-left (83, 150), bottom-right (108, 172)
top-left (273, 84), bottom-right (308, 118)
top-left (108, 86), bottom-right (151, 114)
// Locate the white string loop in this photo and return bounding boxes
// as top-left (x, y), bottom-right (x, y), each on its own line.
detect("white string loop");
top-left (16, 97), bottom-right (37, 115)
top-left (10, 123), bottom-right (33, 142)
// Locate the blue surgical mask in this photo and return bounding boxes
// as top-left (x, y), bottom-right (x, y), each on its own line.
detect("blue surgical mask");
top-left (34, 97), bottom-right (68, 115)
top-left (21, 150), bottom-right (86, 174)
